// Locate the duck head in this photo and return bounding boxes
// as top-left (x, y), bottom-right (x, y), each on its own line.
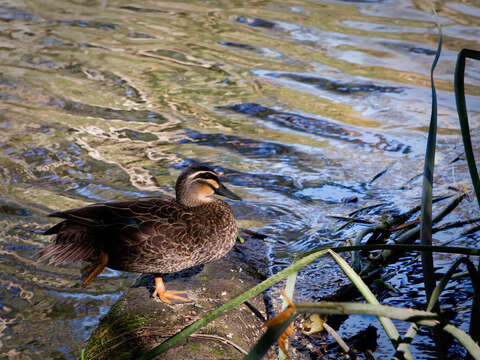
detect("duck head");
top-left (175, 165), bottom-right (242, 207)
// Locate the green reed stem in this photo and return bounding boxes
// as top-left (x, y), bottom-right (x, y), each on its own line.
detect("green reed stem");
top-left (420, 9), bottom-right (442, 306)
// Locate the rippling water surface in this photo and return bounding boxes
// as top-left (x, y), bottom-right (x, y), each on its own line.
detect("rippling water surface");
top-left (1, 0), bottom-right (479, 358)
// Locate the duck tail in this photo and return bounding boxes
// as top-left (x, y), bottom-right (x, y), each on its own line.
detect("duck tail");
top-left (43, 221), bottom-right (65, 235)
top-left (36, 223), bottom-right (96, 265)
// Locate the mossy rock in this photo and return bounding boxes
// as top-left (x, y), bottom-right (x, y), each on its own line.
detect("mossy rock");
top-left (83, 240), bottom-right (273, 360)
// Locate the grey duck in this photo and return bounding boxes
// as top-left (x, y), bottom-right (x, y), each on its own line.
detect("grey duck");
top-left (37, 165), bottom-right (241, 304)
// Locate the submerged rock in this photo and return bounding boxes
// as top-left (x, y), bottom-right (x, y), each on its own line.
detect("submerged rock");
top-left (83, 240), bottom-right (273, 360)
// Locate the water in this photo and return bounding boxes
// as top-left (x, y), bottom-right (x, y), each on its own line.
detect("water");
top-left (0, 0), bottom-right (479, 358)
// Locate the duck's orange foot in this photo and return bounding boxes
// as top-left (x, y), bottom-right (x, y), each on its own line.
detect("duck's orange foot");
top-left (153, 276), bottom-right (192, 304)
top-left (153, 289), bottom-right (191, 304)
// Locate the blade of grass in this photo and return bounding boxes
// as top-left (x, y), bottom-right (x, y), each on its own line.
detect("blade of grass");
top-left (282, 272), bottom-right (297, 310)
top-left (433, 217), bottom-right (480, 232)
top-left (454, 48), bottom-right (480, 209)
top-left (454, 47), bottom-right (480, 345)
top-left (420, 6), bottom-right (442, 306)
top-left (471, 260), bottom-right (480, 343)
top-left (279, 272), bottom-right (297, 360)
top-left (328, 250), bottom-right (411, 358)
top-left (304, 243), bottom-right (480, 258)
top-left (137, 249), bottom-right (329, 360)
top-left (430, 258), bottom-right (479, 311)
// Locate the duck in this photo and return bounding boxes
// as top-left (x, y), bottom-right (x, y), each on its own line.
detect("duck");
top-left (37, 165), bottom-right (241, 304)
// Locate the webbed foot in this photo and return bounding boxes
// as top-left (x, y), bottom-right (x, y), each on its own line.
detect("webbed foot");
top-left (153, 276), bottom-right (192, 304)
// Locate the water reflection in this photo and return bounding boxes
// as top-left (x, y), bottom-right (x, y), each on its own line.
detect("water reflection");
top-left (0, 0), bottom-right (479, 358)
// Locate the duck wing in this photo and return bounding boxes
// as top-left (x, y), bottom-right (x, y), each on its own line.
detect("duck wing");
top-left (46, 197), bottom-right (183, 228)
top-left (39, 197), bottom-right (192, 264)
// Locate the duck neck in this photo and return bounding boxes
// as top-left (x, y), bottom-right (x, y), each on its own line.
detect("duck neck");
top-left (177, 193), bottom-right (216, 208)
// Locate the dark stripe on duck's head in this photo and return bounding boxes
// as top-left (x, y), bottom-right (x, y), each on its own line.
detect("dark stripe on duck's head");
top-left (176, 166), bottom-right (218, 188)
top-left (184, 165), bottom-right (218, 176)
top-left (192, 171), bottom-right (219, 183)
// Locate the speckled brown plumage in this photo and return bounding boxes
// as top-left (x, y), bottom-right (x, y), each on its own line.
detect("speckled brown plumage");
top-left (37, 165), bottom-right (241, 299)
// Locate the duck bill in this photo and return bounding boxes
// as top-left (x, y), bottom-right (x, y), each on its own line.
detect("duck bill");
top-left (215, 183), bottom-right (242, 200)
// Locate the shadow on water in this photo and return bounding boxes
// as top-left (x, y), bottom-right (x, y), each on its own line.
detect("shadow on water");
top-left (50, 99), bottom-right (167, 124)
top-left (0, 0), bottom-right (479, 358)
top-left (221, 102), bottom-right (411, 153)
top-left (236, 16), bottom-right (278, 29)
top-left (266, 72), bottom-right (404, 95)
top-left (0, 6), bottom-right (37, 21)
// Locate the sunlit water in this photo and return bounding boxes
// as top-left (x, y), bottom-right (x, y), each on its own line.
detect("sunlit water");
top-left (0, 0), bottom-right (479, 358)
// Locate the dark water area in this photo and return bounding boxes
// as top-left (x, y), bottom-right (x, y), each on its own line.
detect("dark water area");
top-left (0, 0), bottom-right (479, 358)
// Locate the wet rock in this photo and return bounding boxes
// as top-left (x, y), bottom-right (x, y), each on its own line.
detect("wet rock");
top-left (83, 240), bottom-right (273, 360)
